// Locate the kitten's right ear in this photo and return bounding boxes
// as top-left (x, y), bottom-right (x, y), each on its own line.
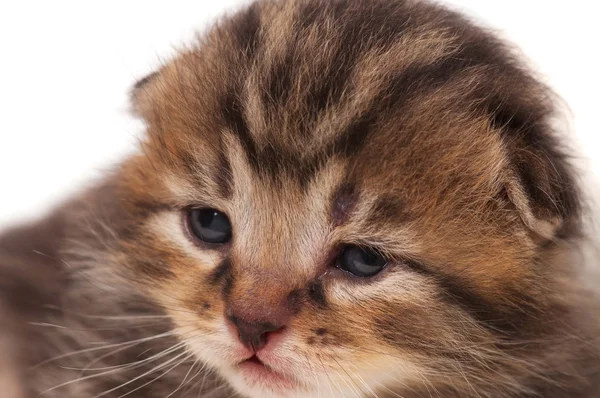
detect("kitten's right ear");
top-left (130, 71), bottom-right (160, 120)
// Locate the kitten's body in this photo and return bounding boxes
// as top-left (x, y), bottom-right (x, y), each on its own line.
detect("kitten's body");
top-left (2, 0), bottom-right (599, 397)
top-left (0, 197), bottom-right (207, 397)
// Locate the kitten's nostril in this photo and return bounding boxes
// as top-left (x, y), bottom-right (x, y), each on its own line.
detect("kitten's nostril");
top-left (228, 314), bottom-right (283, 352)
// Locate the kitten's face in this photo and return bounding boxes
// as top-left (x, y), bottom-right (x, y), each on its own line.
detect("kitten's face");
top-left (109, 1), bottom-right (578, 397)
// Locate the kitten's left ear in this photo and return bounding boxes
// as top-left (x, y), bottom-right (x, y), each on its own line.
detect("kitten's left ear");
top-left (501, 132), bottom-right (581, 241)
top-left (129, 71), bottom-right (161, 120)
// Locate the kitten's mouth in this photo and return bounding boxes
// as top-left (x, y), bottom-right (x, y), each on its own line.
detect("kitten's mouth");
top-left (237, 355), bottom-right (299, 390)
top-left (244, 355), bottom-right (264, 366)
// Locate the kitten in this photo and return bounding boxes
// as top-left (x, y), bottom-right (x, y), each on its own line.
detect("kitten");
top-left (1, 0), bottom-right (599, 397)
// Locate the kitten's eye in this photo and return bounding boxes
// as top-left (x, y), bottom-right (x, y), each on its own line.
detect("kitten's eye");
top-left (337, 246), bottom-right (387, 277)
top-left (188, 208), bottom-right (232, 244)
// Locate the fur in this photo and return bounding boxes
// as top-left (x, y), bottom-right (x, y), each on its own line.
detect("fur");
top-left (1, 0), bottom-right (599, 397)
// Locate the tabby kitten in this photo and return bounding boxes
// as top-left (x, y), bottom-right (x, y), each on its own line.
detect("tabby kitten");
top-left (1, 0), bottom-right (599, 397)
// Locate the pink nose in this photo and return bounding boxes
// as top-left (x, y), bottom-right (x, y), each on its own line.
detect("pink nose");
top-left (227, 314), bottom-right (284, 352)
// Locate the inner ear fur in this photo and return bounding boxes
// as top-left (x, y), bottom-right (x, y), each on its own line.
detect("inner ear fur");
top-left (500, 133), bottom-right (581, 241)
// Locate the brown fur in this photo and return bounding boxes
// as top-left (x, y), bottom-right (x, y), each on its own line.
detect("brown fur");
top-left (1, 0), bottom-right (599, 397)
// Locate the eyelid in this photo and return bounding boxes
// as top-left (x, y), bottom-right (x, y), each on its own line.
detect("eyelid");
top-left (182, 202), bottom-right (226, 212)
top-left (329, 255), bottom-right (429, 285)
top-left (350, 243), bottom-right (429, 274)
top-left (327, 261), bottom-right (391, 284)
top-left (334, 242), bottom-right (430, 275)
top-left (336, 241), bottom-right (389, 262)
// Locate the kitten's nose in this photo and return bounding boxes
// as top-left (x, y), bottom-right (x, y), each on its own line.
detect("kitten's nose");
top-left (227, 314), bottom-right (283, 352)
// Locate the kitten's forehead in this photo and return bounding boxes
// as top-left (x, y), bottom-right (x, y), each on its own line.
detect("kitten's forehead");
top-left (222, 144), bottom-right (365, 273)
top-left (136, 0), bottom-right (512, 187)
top-left (143, 0), bottom-right (515, 200)
top-left (215, 1), bottom-right (463, 185)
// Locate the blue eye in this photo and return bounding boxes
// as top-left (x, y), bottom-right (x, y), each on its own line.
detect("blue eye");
top-left (337, 246), bottom-right (387, 277)
top-left (188, 208), bottom-right (232, 244)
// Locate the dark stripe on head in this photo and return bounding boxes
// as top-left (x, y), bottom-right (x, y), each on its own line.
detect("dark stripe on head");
top-left (487, 95), bottom-right (540, 136)
top-left (327, 41), bottom-right (496, 160)
top-left (286, 289), bottom-right (304, 315)
top-left (304, 1), bottom-right (412, 120)
top-left (294, 160), bottom-right (322, 190)
top-left (401, 259), bottom-right (538, 335)
top-left (368, 196), bottom-right (411, 227)
top-left (263, 0), bottom-right (329, 107)
top-left (386, 56), bottom-right (477, 110)
top-left (177, 149), bottom-right (206, 187)
top-left (307, 280), bottom-right (328, 309)
top-left (218, 4), bottom-right (263, 174)
top-left (266, 52), bottom-right (296, 107)
top-left (330, 182), bottom-right (358, 227)
top-left (266, 0), bottom-right (413, 112)
top-left (221, 91), bottom-right (259, 169)
top-left (435, 273), bottom-right (537, 335)
top-left (383, 33), bottom-right (502, 110)
top-left (216, 143), bottom-right (233, 199)
top-left (331, 111), bottom-right (378, 158)
top-left (228, 2), bottom-right (262, 60)
top-left (209, 258), bottom-right (234, 299)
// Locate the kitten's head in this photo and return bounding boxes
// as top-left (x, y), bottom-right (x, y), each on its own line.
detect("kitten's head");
top-left (108, 0), bottom-right (582, 396)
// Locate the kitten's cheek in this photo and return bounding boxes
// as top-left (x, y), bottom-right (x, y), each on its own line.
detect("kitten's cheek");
top-left (175, 317), bottom-right (245, 369)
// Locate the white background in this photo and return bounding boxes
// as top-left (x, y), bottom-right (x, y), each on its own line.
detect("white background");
top-left (0, 1), bottom-right (598, 228)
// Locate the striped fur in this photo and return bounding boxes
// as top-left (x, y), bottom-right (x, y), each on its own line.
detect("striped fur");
top-left (1, 0), bottom-right (599, 397)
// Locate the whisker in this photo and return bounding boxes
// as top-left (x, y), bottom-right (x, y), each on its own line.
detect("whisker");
top-left (61, 341), bottom-right (186, 374)
top-left (331, 356), bottom-right (363, 398)
top-left (358, 359), bottom-right (414, 396)
top-left (347, 366), bottom-right (379, 398)
top-left (32, 331), bottom-right (175, 370)
top-left (198, 383), bottom-right (230, 398)
top-left (40, 345), bottom-right (188, 395)
top-left (317, 355), bottom-right (340, 398)
top-left (181, 365), bottom-right (215, 397)
top-left (164, 355), bottom-right (202, 398)
top-left (29, 321), bottom-right (169, 332)
top-left (42, 305), bottom-right (172, 320)
top-left (196, 365), bottom-right (216, 396)
top-left (177, 361), bottom-right (210, 397)
top-left (109, 353), bottom-right (196, 398)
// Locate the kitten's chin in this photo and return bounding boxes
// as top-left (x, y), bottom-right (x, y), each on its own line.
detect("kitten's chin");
top-left (224, 357), bottom-right (312, 398)
top-left (211, 356), bottom-right (324, 398)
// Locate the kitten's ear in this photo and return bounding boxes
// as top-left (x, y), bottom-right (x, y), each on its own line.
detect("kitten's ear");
top-left (130, 71), bottom-right (160, 120)
top-left (501, 132), bottom-right (580, 241)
